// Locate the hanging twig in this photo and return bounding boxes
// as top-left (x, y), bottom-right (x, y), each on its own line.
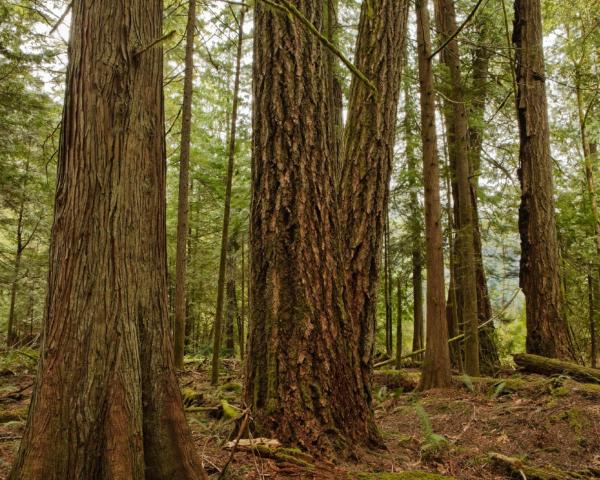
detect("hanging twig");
top-left (429, 0), bottom-right (487, 60)
top-left (259, 0), bottom-right (377, 93)
top-left (134, 30), bottom-right (177, 57)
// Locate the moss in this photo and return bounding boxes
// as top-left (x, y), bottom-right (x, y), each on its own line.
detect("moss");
top-left (220, 381), bottom-right (242, 393)
top-left (354, 471), bottom-right (458, 479)
top-left (220, 399), bottom-right (239, 419)
top-left (0, 407), bottom-right (28, 423)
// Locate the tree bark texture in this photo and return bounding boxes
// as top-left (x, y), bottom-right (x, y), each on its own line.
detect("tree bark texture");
top-left (434, 0), bottom-right (480, 376)
top-left (513, 0), bottom-right (575, 361)
top-left (174, 0), bottom-right (197, 369)
top-left (246, 0), bottom-right (382, 452)
top-left (416, 0), bottom-right (452, 389)
top-left (9, 2), bottom-right (207, 478)
top-left (339, 0), bottom-right (409, 390)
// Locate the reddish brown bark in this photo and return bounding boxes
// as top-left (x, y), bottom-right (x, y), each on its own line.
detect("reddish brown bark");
top-left (9, 2), bottom-right (206, 478)
top-left (513, 0), bottom-right (575, 361)
top-left (434, 0), bottom-right (479, 376)
top-left (416, 0), bottom-right (452, 390)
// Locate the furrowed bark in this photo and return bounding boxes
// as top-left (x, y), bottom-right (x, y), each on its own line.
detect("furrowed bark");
top-left (513, 0), bottom-right (575, 360)
top-left (434, 0), bottom-right (479, 376)
top-left (174, 0), bottom-right (197, 369)
top-left (9, 1), bottom-right (206, 478)
top-left (245, 0), bottom-right (380, 453)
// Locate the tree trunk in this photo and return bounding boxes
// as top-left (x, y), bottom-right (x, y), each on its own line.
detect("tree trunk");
top-left (468, 23), bottom-right (501, 374)
top-left (384, 207), bottom-right (393, 357)
top-left (211, 8), bottom-right (245, 385)
top-left (245, 0), bottom-right (382, 452)
top-left (395, 276), bottom-right (403, 369)
top-left (174, 0), bottom-right (196, 370)
top-left (239, 238), bottom-right (246, 360)
top-left (403, 76), bottom-right (425, 359)
top-left (589, 273), bottom-right (597, 368)
top-left (338, 0), bottom-right (409, 387)
top-left (224, 237), bottom-right (238, 356)
top-left (9, 1), bottom-right (207, 478)
top-left (434, 0), bottom-right (479, 376)
top-left (6, 200), bottom-right (24, 347)
top-left (416, 0), bottom-right (452, 390)
top-left (513, 0), bottom-right (575, 360)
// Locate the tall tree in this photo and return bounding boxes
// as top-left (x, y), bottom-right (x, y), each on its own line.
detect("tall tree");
top-left (403, 75), bottom-right (425, 359)
top-left (396, 276), bottom-right (403, 369)
top-left (434, 0), bottom-right (480, 376)
top-left (9, 1), bottom-right (207, 479)
top-left (467, 15), bottom-right (501, 373)
top-left (339, 0), bottom-right (409, 391)
top-left (416, 0), bottom-right (452, 389)
top-left (513, 0), bottom-right (575, 360)
top-left (246, 0), bottom-right (408, 451)
top-left (174, 0), bottom-right (197, 369)
top-left (211, 7), bottom-right (246, 385)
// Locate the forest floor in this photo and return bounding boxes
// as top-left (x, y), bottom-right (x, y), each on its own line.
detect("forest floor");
top-left (0, 352), bottom-right (598, 479)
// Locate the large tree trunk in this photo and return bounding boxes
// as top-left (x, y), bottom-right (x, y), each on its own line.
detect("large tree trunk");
top-left (211, 8), bottom-right (245, 385)
top-left (245, 0), bottom-right (381, 452)
top-left (513, 0), bottom-right (575, 361)
top-left (434, 0), bottom-right (480, 376)
top-left (174, 0), bottom-right (197, 369)
top-left (9, 2), bottom-right (207, 478)
top-left (416, 0), bottom-right (452, 390)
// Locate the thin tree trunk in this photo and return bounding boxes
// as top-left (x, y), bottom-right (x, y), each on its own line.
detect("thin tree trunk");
top-left (513, 0), bottom-right (575, 360)
top-left (396, 276), bottom-right (403, 369)
top-left (384, 207), bottom-right (393, 357)
top-left (468, 25), bottom-right (500, 374)
top-left (434, 0), bottom-right (479, 376)
top-left (7, 200), bottom-right (24, 347)
top-left (174, 0), bottom-right (197, 369)
top-left (211, 8), bottom-right (245, 385)
top-left (589, 273), bottom-right (597, 368)
top-left (224, 237), bottom-right (238, 356)
top-left (416, 0), bottom-right (452, 390)
top-left (444, 149), bottom-right (463, 372)
top-left (239, 238), bottom-right (245, 359)
top-left (404, 78), bottom-right (425, 360)
top-left (9, 1), bottom-right (207, 478)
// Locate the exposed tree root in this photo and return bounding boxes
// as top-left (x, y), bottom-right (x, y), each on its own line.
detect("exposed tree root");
top-left (489, 452), bottom-right (600, 479)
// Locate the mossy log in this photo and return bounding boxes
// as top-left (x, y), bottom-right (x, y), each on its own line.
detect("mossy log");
top-left (0, 407), bottom-right (28, 423)
top-left (489, 452), bottom-right (600, 479)
top-left (513, 354), bottom-right (600, 384)
top-left (225, 439), bottom-right (315, 469)
top-left (372, 370), bottom-right (420, 391)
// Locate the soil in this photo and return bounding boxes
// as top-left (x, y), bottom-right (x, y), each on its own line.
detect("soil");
top-left (0, 355), bottom-right (598, 479)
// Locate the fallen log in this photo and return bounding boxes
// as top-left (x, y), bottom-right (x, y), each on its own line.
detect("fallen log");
top-left (489, 452), bottom-right (600, 479)
top-left (372, 370), bottom-right (420, 391)
top-left (513, 353), bottom-right (600, 385)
